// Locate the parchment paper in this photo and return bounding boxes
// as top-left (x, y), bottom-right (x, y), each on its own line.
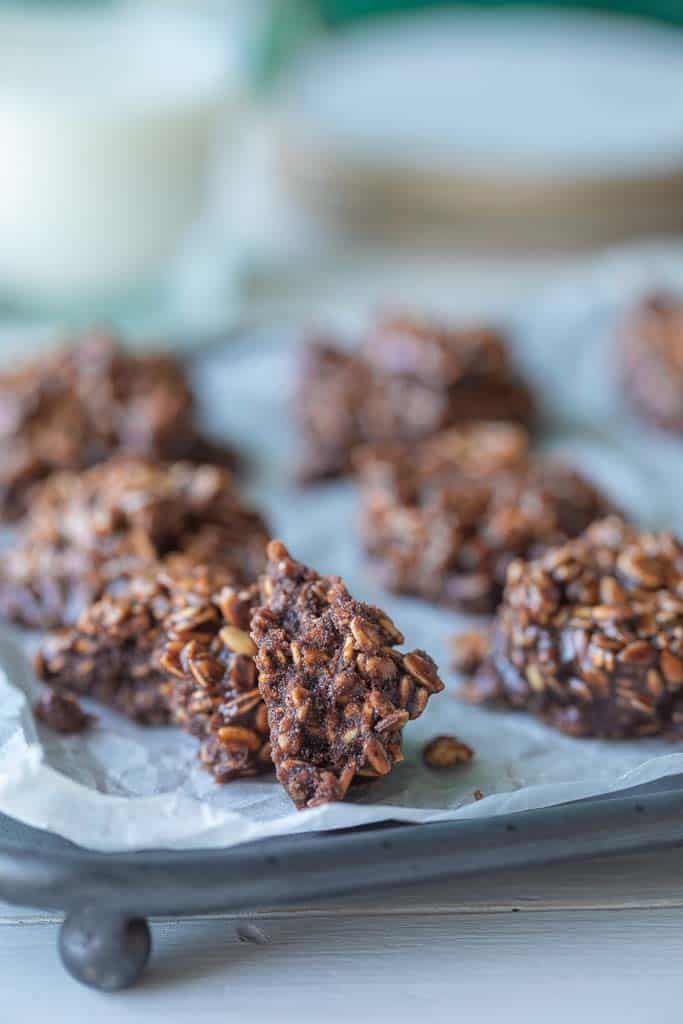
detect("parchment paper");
top-left (3, 244), bottom-right (683, 852)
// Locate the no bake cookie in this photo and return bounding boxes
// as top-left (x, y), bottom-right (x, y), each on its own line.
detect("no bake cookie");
top-left (295, 313), bottom-right (533, 482)
top-left (621, 293), bottom-right (683, 433)
top-left (251, 540), bottom-right (445, 809)
top-left (0, 331), bottom-right (235, 519)
top-left (457, 516), bottom-right (683, 738)
top-left (37, 560), bottom-right (271, 780)
top-left (356, 422), bottom-right (612, 613)
top-left (0, 456), bottom-right (268, 628)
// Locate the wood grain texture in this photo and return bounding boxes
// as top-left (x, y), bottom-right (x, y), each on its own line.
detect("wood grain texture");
top-left (1, 848), bottom-right (683, 1021)
top-left (2, 905), bottom-right (682, 1023)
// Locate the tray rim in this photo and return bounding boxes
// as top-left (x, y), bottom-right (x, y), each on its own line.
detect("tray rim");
top-left (1, 775), bottom-right (683, 917)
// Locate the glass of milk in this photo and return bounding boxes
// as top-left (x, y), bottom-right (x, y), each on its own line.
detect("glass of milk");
top-left (0, 2), bottom-right (242, 312)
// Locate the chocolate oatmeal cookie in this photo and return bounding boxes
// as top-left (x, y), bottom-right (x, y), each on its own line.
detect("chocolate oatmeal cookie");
top-left (159, 580), bottom-right (271, 781)
top-left (251, 540), bottom-right (445, 809)
top-left (295, 313), bottom-right (534, 482)
top-left (356, 422), bottom-right (612, 614)
top-left (620, 293), bottom-right (683, 433)
top-left (294, 342), bottom-right (373, 482)
top-left (37, 561), bottom-right (271, 780)
top-left (0, 456), bottom-right (268, 629)
top-left (458, 516), bottom-right (683, 738)
top-left (0, 331), bottom-right (235, 519)
top-left (36, 561), bottom-right (224, 725)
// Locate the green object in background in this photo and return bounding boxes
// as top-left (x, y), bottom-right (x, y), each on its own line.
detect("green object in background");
top-left (255, 0), bottom-right (322, 88)
top-left (316, 0), bottom-right (683, 26)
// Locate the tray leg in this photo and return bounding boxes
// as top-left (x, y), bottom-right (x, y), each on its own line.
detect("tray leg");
top-left (58, 907), bottom-right (151, 991)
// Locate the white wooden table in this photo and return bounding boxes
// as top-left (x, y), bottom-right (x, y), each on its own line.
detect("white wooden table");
top-left (2, 846), bottom-right (683, 1021)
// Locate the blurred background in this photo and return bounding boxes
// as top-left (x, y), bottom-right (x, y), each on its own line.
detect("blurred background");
top-left (2, 0), bottom-right (683, 342)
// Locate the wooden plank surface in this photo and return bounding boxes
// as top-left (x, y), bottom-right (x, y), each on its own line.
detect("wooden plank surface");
top-left (2, 905), bottom-right (681, 1023)
top-left (2, 847), bottom-right (683, 1021)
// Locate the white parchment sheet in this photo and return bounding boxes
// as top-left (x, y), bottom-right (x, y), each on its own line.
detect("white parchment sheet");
top-left (3, 244), bottom-right (683, 852)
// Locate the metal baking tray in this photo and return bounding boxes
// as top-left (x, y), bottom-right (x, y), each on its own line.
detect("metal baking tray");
top-left (1, 777), bottom-right (683, 990)
top-left (1, 325), bottom-right (683, 991)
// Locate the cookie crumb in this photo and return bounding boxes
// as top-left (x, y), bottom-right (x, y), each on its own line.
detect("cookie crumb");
top-left (422, 734), bottom-right (473, 770)
top-left (34, 691), bottom-right (95, 735)
top-left (452, 629), bottom-right (490, 674)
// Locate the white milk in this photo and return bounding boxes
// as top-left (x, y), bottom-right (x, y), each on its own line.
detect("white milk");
top-left (0, 6), bottom-right (237, 306)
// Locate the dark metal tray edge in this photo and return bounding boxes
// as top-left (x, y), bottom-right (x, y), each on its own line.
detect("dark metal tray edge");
top-left (2, 774), bottom-right (682, 918)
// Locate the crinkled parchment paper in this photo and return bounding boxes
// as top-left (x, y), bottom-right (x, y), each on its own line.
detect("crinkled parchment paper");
top-left (3, 244), bottom-right (683, 851)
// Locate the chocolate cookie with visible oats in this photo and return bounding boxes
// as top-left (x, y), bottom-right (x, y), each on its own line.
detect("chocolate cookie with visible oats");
top-left (355, 422), bottom-right (612, 614)
top-left (295, 313), bottom-right (534, 482)
top-left (160, 580), bottom-right (271, 781)
top-left (0, 456), bottom-right (268, 629)
top-left (457, 516), bottom-right (683, 738)
top-left (0, 331), bottom-right (236, 520)
top-left (251, 540), bottom-right (445, 809)
top-left (620, 293), bottom-right (683, 433)
top-left (294, 341), bottom-right (373, 482)
top-left (37, 560), bottom-right (271, 780)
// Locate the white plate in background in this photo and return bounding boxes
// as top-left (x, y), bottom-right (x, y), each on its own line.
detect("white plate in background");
top-left (283, 8), bottom-right (683, 177)
top-left (277, 10), bottom-right (683, 241)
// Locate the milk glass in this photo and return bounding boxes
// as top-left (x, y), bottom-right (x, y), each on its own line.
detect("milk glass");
top-left (0, 2), bottom-right (245, 318)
